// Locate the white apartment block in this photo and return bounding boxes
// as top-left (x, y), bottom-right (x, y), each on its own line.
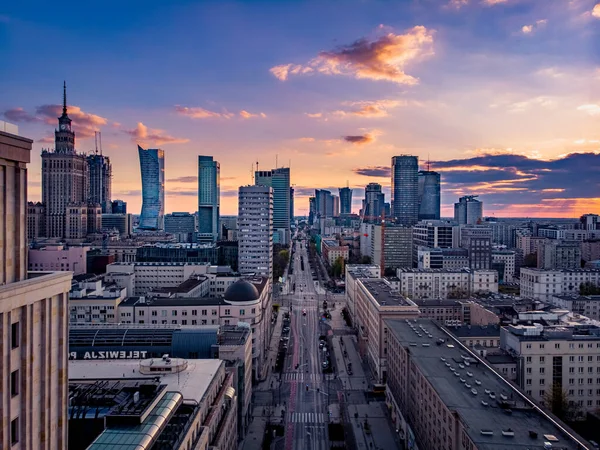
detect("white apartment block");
top-left (238, 185), bottom-right (273, 278)
top-left (345, 264), bottom-right (381, 325)
top-left (501, 324), bottom-right (600, 414)
top-left (492, 249), bottom-right (516, 282)
top-left (549, 294), bottom-right (600, 321)
top-left (396, 268), bottom-right (498, 300)
top-left (520, 268), bottom-right (600, 302)
top-left (69, 275), bottom-right (127, 324)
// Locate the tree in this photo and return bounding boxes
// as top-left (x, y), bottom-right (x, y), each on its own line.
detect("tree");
top-left (272, 244), bottom-right (290, 281)
top-left (543, 382), bottom-right (582, 422)
top-left (523, 253), bottom-right (537, 268)
top-left (332, 256), bottom-right (345, 278)
top-left (580, 282), bottom-right (600, 295)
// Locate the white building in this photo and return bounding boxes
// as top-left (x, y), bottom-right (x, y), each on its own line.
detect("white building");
top-left (238, 185), bottom-right (273, 278)
top-left (69, 275), bottom-right (127, 324)
top-left (492, 249), bottom-right (516, 282)
top-left (549, 294), bottom-right (600, 321)
top-left (345, 264), bottom-right (381, 325)
top-left (520, 268), bottom-right (600, 302)
top-left (396, 268), bottom-right (498, 299)
top-left (501, 323), bottom-right (600, 414)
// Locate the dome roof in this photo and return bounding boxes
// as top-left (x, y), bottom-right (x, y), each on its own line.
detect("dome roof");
top-left (224, 279), bottom-right (260, 302)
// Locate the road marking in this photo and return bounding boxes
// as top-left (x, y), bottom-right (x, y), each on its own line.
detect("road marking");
top-left (289, 412), bottom-right (325, 423)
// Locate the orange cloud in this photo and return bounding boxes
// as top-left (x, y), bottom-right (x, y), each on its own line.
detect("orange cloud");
top-left (343, 133), bottom-right (376, 145)
top-left (175, 105), bottom-right (234, 119)
top-left (577, 104), bottom-right (600, 116)
top-left (239, 110), bottom-right (267, 119)
top-left (270, 26), bottom-right (434, 84)
top-left (593, 3), bottom-right (600, 18)
top-left (298, 137), bottom-right (316, 142)
top-left (521, 19), bottom-right (547, 35)
top-left (123, 122), bottom-right (189, 145)
top-left (333, 99), bottom-right (402, 118)
top-left (482, 0), bottom-right (507, 5)
top-left (305, 112), bottom-right (323, 119)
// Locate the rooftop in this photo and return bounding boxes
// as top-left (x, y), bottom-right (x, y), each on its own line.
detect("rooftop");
top-left (218, 325), bottom-right (251, 346)
top-left (396, 268), bottom-right (491, 274)
top-left (485, 353), bottom-right (517, 365)
top-left (120, 296), bottom-right (228, 307)
top-left (552, 294), bottom-right (600, 302)
top-left (450, 324), bottom-right (501, 338)
top-left (360, 279), bottom-right (415, 307)
top-left (384, 318), bottom-right (588, 450)
top-left (415, 299), bottom-right (463, 307)
top-left (151, 276), bottom-right (208, 294)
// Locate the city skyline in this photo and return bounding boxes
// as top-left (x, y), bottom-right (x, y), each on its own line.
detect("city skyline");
top-left (2, 0), bottom-right (600, 217)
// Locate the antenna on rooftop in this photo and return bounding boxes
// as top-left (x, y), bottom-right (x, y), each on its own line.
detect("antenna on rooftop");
top-left (276, 154), bottom-right (278, 169)
top-left (427, 154), bottom-right (431, 171)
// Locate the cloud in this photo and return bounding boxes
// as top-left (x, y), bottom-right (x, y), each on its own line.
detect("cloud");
top-left (123, 122), bottom-right (189, 145)
top-left (482, 0), bottom-right (507, 5)
top-left (521, 19), bottom-right (547, 35)
top-left (353, 166), bottom-right (391, 177)
top-left (239, 110), bottom-right (267, 119)
top-left (446, 0), bottom-right (469, 9)
top-left (298, 137), bottom-right (316, 142)
top-left (577, 104), bottom-right (600, 116)
top-left (167, 176), bottom-right (197, 183)
top-left (492, 96), bottom-right (556, 113)
top-left (305, 113), bottom-right (323, 119)
top-left (174, 105), bottom-right (234, 119)
top-left (343, 133), bottom-right (376, 145)
top-left (593, 3), bottom-right (600, 18)
top-left (333, 99), bottom-right (402, 118)
top-left (270, 25), bottom-right (434, 84)
top-left (3, 107), bottom-right (40, 123)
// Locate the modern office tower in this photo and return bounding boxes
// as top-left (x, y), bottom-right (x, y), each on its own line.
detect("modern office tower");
top-left (391, 155), bottom-right (419, 226)
top-left (290, 186), bottom-right (294, 223)
top-left (315, 189), bottom-right (334, 219)
top-left (101, 213), bottom-right (133, 236)
top-left (197, 155), bottom-right (220, 243)
top-left (138, 145), bottom-right (165, 230)
top-left (238, 185), bottom-right (273, 277)
top-left (308, 196), bottom-right (316, 225)
top-left (42, 83), bottom-right (90, 238)
top-left (111, 199), bottom-right (127, 214)
top-left (460, 225), bottom-right (492, 270)
top-left (255, 167), bottom-right (290, 244)
top-left (339, 187), bottom-right (353, 215)
top-left (332, 195), bottom-right (340, 217)
top-left (87, 153), bottom-right (112, 213)
top-left (454, 195), bottom-right (483, 225)
top-left (164, 212), bottom-right (196, 242)
top-left (417, 170), bottom-right (440, 220)
top-left (363, 182), bottom-right (385, 222)
top-left (1, 126), bottom-right (73, 450)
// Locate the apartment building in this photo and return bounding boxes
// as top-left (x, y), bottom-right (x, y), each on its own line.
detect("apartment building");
top-left (492, 249), bottom-right (516, 282)
top-left (549, 294), bottom-right (600, 321)
top-left (460, 225), bottom-right (492, 270)
top-left (501, 323), bottom-right (600, 414)
top-left (344, 264), bottom-right (381, 325)
top-left (321, 239), bottom-right (349, 265)
top-left (396, 268), bottom-right (498, 300)
top-left (538, 240), bottom-right (581, 270)
top-left (581, 240), bottom-right (600, 263)
top-left (69, 275), bottom-right (127, 324)
top-left (28, 244), bottom-right (89, 275)
top-left (520, 268), bottom-right (600, 301)
top-left (415, 299), bottom-right (465, 325)
top-left (385, 318), bottom-right (589, 450)
top-left (516, 234), bottom-right (546, 256)
top-left (354, 279), bottom-right (420, 383)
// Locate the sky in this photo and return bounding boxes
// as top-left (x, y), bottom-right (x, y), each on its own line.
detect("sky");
top-left (1, 0), bottom-right (599, 218)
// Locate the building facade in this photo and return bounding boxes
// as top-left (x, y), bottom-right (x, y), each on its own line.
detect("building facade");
top-left (164, 211), bottom-right (196, 242)
top-left (363, 182), bottom-right (385, 222)
top-left (28, 245), bottom-right (88, 275)
top-left (520, 268), bottom-right (600, 301)
top-left (537, 240), bottom-right (582, 270)
top-left (396, 268), bottom-right (498, 299)
top-left (492, 249), bottom-right (516, 282)
top-left (87, 153), bottom-right (112, 213)
top-left (454, 195), bottom-right (483, 225)
top-left (391, 155), bottom-right (419, 226)
top-left (412, 220), bottom-right (460, 266)
top-left (138, 145), bottom-right (165, 230)
top-left (238, 185), bottom-right (273, 278)
top-left (255, 167), bottom-right (290, 244)
top-left (321, 239), bottom-right (349, 265)
top-left (111, 199), bottom-right (127, 214)
top-left (198, 155), bottom-right (220, 243)
top-left (460, 225), bottom-right (492, 270)
top-left (339, 186), bottom-right (353, 215)
top-left (417, 170), bottom-right (440, 220)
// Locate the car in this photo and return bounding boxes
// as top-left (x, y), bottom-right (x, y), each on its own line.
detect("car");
top-left (319, 342), bottom-right (325, 348)
top-left (322, 361), bottom-right (329, 368)
top-left (302, 309), bottom-right (307, 316)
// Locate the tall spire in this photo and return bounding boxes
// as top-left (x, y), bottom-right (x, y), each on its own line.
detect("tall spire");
top-left (63, 81), bottom-right (67, 115)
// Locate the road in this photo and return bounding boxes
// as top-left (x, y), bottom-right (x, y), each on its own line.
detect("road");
top-left (282, 237), bottom-right (329, 450)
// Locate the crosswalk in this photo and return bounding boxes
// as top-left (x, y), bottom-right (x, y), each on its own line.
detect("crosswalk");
top-left (281, 372), bottom-right (322, 382)
top-left (288, 412), bottom-right (326, 423)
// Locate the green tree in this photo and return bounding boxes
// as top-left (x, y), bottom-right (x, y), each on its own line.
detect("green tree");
top-left (332, 256), bottom-right (345, 277)
top-left (580, 282), bottom-right (600, 295)
top-left (544, 383), bottom-right (582, 422)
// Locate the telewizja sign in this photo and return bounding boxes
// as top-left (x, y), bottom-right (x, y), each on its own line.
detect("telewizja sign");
top-left (69, 350), bottom-right (148, 360)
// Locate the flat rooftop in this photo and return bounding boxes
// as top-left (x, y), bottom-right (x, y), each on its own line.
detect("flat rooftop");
top-left (360, 279), bottom-right (415, 307)
top-left (414, 299), bottom-right (462, 307)
top-left (449, 325), bottom-right (501, 338)
top-left (384, 318), bottom-right (588, 450)
top-left (553, 294), bottom-right (600, 302)
top-left (120, 296), bottom-right (228, 307)
top-left (218, 325), bottom-right (250, 346)
top-left (69, 358), bottom-right (222, 403)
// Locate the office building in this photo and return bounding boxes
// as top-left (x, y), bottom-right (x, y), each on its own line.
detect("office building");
top-left (339, 186), bottom-right (353, 215)
top-left (396, 268), bottom-right (498, 299)
top-left (363, 182), bottom-right (385, 222)
top-left (315, 188), bottom-right (334, 220)
top-left (332, 194), bottom-right (340, 217)
top-left (538, 240), bottom-right (581, 270)
top-left (28, 245), bottom-right (88, 275)
top-left (391, 155), bottom-right (419, 226)
top-left (165, 211), bottom-right (196, 242)
top-left (101, 213), bottom-right (132, 236)
top-left (353, 279), bottom-right (420, 383)
top-left (501, 323), bottom-right (600, 414)
top-left (460, 225), bottom-right (493, 270)
top-left (373, 224), bottom-right (413, 271)
top-left (308, 196), bottom-right (316, 225)
top-left (138, 145), bottom-right (165, 230)
top-left (520, 268), bottom-right (600, 301)
top-left (517, 233), bottom-right (547, 257)
top-left (255, 167), bottom-right (290, 244)
top-left (69, 358), bottom-right (238, 450)
top-left (41, 83), bottom-right (91, 238)
top-left (198, 155), bottom-right (220, 243)
top-left (290, 185), bottom-right (294, 222)
top-left (549, 294), bottom-right (600, 321)
top-left (1, 125), bottom-right (73, 450)
top-left (111, 199), bottom-right (127, 214)
top-left (417, 170), bottom-right (440, 220)
top-left (417, 247), bottom-right (470, 270)
top-left (136, 242), bottom-right (239, 270)
top-left (238, 185), bottom-right (273, 278)
top-left (454, 195), bottom-right (483, 225)
top-left (412, 220), bottom-right (460, 266)
top-left (580, 213), bottom-right (600, 231)
top-left (485, 220), bottom-right (517, 247)
top-left (87, 153), bottom-right (112, 213)
top-left (385, 318), bottom-right (588, 450)
top-left (492, 249), bottom-right (516, 282)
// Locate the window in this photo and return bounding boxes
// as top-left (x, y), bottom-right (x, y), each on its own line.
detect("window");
top-left (540, 378), bottom-right (545, 385)
top-left (202, 309), bottom-right (207, 316)
top-left (555, 343), bottom-right (560, 349)
top-left (192, 310), bottom-right (198, 316)
top-left (11, 322), bottom-right (19, 349)
top-left (569, 356), bottom-right (575, 362)
top-left (161, 310), bottom-right (167, 317)
top-left (172, 310), bottom-right (177, 316)
top-left (152, 311), bottom-right (157, 316)
top-left (539, 356), bottom-right (545, 363)
top-left (11, 370), bottom-right (19, 397)
top-left (526, 343), bottom-right (532, 349)
top-left (539, 390), bottom-right (545, 397)
top-left (139, 310), bottom-right (145, 316)
top-left (182, 310), bottom-right (188, 316)
top-left (540, 367), bottom-right (545, 374)
top-left (240, 309), bottom-right (245, 316)
top-left (526, 379), bottom-right (532, 385)
top-left (11, 417), bottom-right (19, 445)
top-left (212, 310), bottom-right (217, 316)
top-left (201, 320), bottom-right (207, 325)
top-left (527, 368), bottom-right (532, 374)
top-left (252, 308), bottom-right (256, 314)
top-left (224, 309), bottom-right (231, 315)
top-left (526, 357), bottom-right (532, 363)
top-left (182, 320), bottom-right (187, 325)
top-left (539, 344), bottom-right (545, 349)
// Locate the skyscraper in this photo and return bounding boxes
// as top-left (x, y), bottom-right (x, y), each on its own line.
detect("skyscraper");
top-left (138, 145), bottom-right (165, 230)
top-left (42, 82), bottom-right (90, 238)
top-left (238, 185), bottom-right (273, 278)
top-left (308, 196), bottom-right (316, 225)
top-left (255, 167), bottom-right (290, 244)
top-left (111, 199), bottom-right (127, 214)
top-left (332, 195), bottom-right (340, 217)
top-left (418, 170), bottom-right (440, 220)
top-left (339, 187), bottom-right (353, 215)
top-left (87, 153), bottom-right (112, 213)
top-left (454, 195), bottom-right (483, 225)
top-left (1, 125), bottom-right (72, 450)
top-left (198, 155), bottom-right (220, 243)
top-left (315, 189), bottom-right (334, 219)
top-left (290, 186), bottom-right (294, 223)
top-left (391, 155), bottom-right (419, 226)
top-left (363, 182), bottom-right (385, 223)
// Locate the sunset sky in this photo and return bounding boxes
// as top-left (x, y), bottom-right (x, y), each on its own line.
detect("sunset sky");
top-left (1, 0), bottom-right (599, 217)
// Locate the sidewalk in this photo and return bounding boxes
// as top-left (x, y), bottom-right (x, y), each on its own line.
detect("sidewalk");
top-left (257, 306), bottom-right (289, 389)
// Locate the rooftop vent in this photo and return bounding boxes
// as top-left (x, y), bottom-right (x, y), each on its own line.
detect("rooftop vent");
top-left (480, 430), bottom-right (494, 436)
top-left (502, 429), bottom-right (515, 437)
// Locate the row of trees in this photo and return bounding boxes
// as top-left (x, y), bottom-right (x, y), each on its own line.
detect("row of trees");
top-left (272, 244), bottom-right (289, 281)
top-left (580, 282), bottom-right (600, 295)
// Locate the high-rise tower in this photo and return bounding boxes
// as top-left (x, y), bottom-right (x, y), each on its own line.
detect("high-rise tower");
top-left (198, 155), bottom-right (220, 242)
top-left (363, 182), bottom-right (385, 223)
top-left (454, 195), bottom-right (483, 225)
top-left (255, 167), bottom-right (290, 244)
top-left (88, 153), bottom-right (112, 213)
top-left (392, 155), bottom-right (419, 226)
top-left (238, 185), bottom-right (273, 277)
top-left (418, 170), bottom-right (441, 220)
top-left (339, 186), bottom-right (353, 215)
top-left (138, 146), bottom-right (165, 230)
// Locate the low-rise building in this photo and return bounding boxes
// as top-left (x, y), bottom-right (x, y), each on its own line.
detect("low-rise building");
top-left (69, 274), bottom-right (127, 324)
top-left (385, 318), bottom-right (590, 450)
top-left (538, 240), bottom-right (581, 270)
top-left (501, 323), bottom-right (600, 414)
top-left (396, 268), bottom-right (498, 300)
top-left (449, 324), bottom-right (501, 349)
top-left (321, 238), bottom-right (349, 265)
top-left (28, 244), bottom-right (89, 275)
top-left (415, 299), bottom-right (465, 325)
top-left (492, 249), bottom-right (516, 282)
top-left (520, 268), bottom-right (600, 301)
top-left (549, 294), bottom-right (600, 321)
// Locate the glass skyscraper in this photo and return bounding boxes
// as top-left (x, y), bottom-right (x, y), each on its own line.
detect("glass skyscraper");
top-left (418, 170), bottom-right (441, 220)
top-left (363, 183), bottom-right (384, 222)
top-left (339, 187), bottom-right (353, 215)
top-left (198, 155), bottom-right (220, 242)
top-left (255, 167), bottom-right (290, 244)
top-left (392, 155), bottom-right (419, 226)
top-left (138, 145), bottom-right (165, 230)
